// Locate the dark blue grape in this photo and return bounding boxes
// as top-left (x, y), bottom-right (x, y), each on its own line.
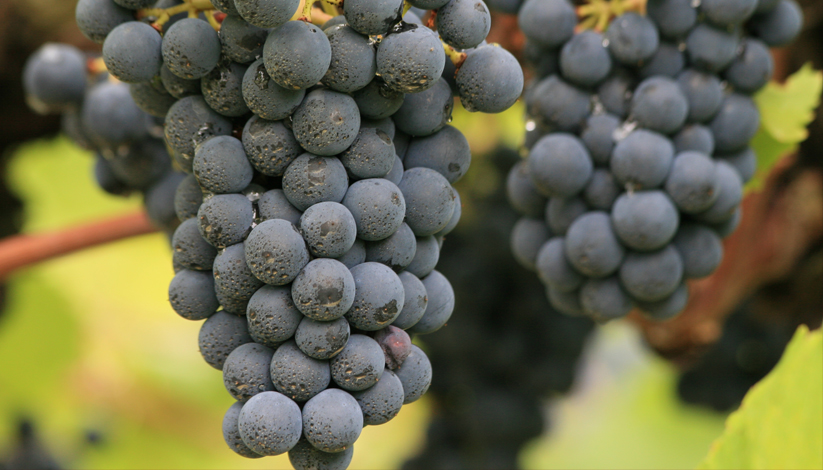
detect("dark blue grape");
top-left (144, 172), bottom-right (186, 232)
top-left (235, 0), bottom-right (300, 28)
top-left (437, 0), bottom-right (491, 50)
top-left (169, 269), bottom-right (219, 320)
top-left (398, 168), bottom-right (457, 236)
top-left (330, 334), bottom-right (385, 391)
top-left (673, 124), bottom-right (715, 155)
top-left (247, 285), bottom-right (303, 347)
top-left (434, 189), bottom-right (461, 237)
top-left (408, 270), bottom-right (454, 335)
top-left (75, 0), bottom-right (133, 44)
top-left (385, 155), bottom-right (405, 186)
top-left (700, 0), bottom-right (757, 25)
top-left (564, 211), bottom-right (625, 277)
top-left (393, 78), bottom-right (453, 137)
top-left (749, 0), bottom-right (803, 47)
top-left (323, 15), bottom-right (348, 30)
top-left (546, 197), bottom-right (588, 236)
top-left (456, 45), bottom-right (524, 113)
top-left (292, 89), bottom-right (361, 155)
top-left (612, 191), bottom-right (680, 251)
top-left (237, 391), bottom-right (302, 455)
top-left (404, 125), bottom-right (471, 184)
top-left (352, 369), bottom-right (404, 425)
top-left (94, 156), bottom-right (129, 196)
top-left (173, 218), bottom-right (217, 271)
top-left (393, 271), bottom-right (428, 330)
top-left (630, 76), bottom-right (688, 134)
top-left (342, 179), bottom-right (406, 241)
top-left (647, 0), bottom-right (697, 39)
top-left (283, 154), bottom-right (349, 211)
top-left (724, 39), bottom-right (773, 94)
top-left (344, 0), bottom-right (404, 35)
top-left (638, 42), bottom-right (685, 79)
top-left (302, 389), bottom-right (363, 453)
top-left (336, 239), bottom-right (367, 269)
top-left (685, 24), bottom-right (739, 73)
top-left (394, 344), bottom-right (432, 403)
top-left (200, 311), bottom-right (254, 370)
top-left (709, 207), bottom-right (742, 238)
top-left (560, 31), bottom-right (612, 87)
top-left (528, 75), bottom-right (591, 132)
top-left (242, 116), bottom-right (302, 176)
top-left (270, 341), bottom-right (331, 402)
top-left (217, 289), bottom-right (251, 316)
top-left (523, 40), bottom-right (559, 80)
top-left (580, 114), bottom-right (620, 167)
top-left (201, 60), bottom-right (250, 117)
top-left (580, 276), bottom-right (634, 321)
top-left (376, 24), bottom-right (445, 93)
top-left (219, 14), bottom-right (267, 64)
top-left (83, 82), bottom-right (149, 147)
top-left (103, 22), bottom-right (163, 83)
top-left (709, 94), bottom-right (760, 153)
top-left (258, 189), bottom-right (303, 225)
top-left (606, 13), bottom-right (659, 66)
top-left (517, 0), bottom-right (575, 49)
top-left (361, 117), bottom-right (396, 139)
top-left (245, 219), bottom-right (310, 285)
top-left (243, 58), bottom-right (305, 120)
top-left (193, 136), bottom-right (254, 194)
top-left (323, 24), bottom-right (377, 93)
top-left (673, 223), bottom-right (724, 279)
top-left (547, 286), bottom-right (583, 316)
top-left (636, 283), bottom-right (689, 321)
top-left (222, 402), bottom-right (263, 458)
top-left (160, 63), bottom-right (200, 99)
top-left (129, 82), bottom-right (177, 118)
top-left (162, 18), bottom-right (222, 79)
top-left (597, 69), bottom-right (635, 118)
top-left (213, 243), bottom-right (264, 301)
top-left (292, 259), bottom-right (356, 321)
top-left (619, 245), bottom-right (684, 302)
top-left (676, 69), bottom-right (724, 123)
top-left (583, 168), bottom-right (621, 211)
top-left (223, 342), bottom-right (276, 402)
top-left (345, 262), bottom-right (405, 330)
top-left (695, 161), bottom-right (744, 224)
top-left (352, 78), bottom-right (405, 119)
top-left (718, 147), bottom-right (757, 184)
top-left (527, 133), bottom-right (593, 197)
top-left (406, 235), bottom-right (440, 278)
top-left (289, 439), bottom-right (353, 470)
top-left (197, 193), bottom-right (254, 247)
top-left (295, 316), bottom-right (350, 360)
top-left (340, 128), bottom-right (396, 179)
top-left (106, 139), bottom-right (171, 189)
top-left (299, 202), bottom-right (357, 258)
top-left (611, 129), bottom-right (675, 189)
top-left (164, 95), bottom-right (232, 159)
top-left (264, 21), bottom-right (331, 90)
top-left (365, 223), bottom-right (417, 272)
top-left (511, 217), bottom-right (551, 271)
top-left (536, 237), bottom-right (583, 292)
top-left (665, 151), bottom-right (720, 213)
top-left (507, 160), bottom-right (547, 217)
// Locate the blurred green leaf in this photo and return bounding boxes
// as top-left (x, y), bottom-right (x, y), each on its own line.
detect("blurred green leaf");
top-left (698, 326), bottom-right (823, 470)
top-left (749, 64), bottom-right (822, 190)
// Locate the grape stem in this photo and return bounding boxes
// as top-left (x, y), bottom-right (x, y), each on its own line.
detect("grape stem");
top-left (0, 212), bottom-right (158, 281)
top-left (402, 1), bottom-right (413, 17)
top-left (298, 0), bottom-right (315, 22)
top-left (576, 0), bottom-right (647, 32)
top-left (138, 0), bottom-right (217, 30)
top-left (321, 0), bottom-right (339, 17)
top-left (443, 43), bottom-right (467, 68)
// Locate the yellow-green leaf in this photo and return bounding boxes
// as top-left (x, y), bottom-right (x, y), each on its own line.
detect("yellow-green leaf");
top-left (698, 326), bottom-right (823, 470)
top-left (749, 64), bottom-right (823, 190)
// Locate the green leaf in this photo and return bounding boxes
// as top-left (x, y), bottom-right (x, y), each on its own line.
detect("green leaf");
top-left (698, 326), bottom-right (823, 470)
top-left (749, 64), bottom-right (823, 190)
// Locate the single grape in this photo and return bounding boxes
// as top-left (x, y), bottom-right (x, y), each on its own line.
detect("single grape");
top-left (749, 0), bottom-right (803, 47)
top-left (162, 18), bottom-right (222, 79)
top-left (673, 124), bottom-right (715, 155)
top-left (258, 189), bottom-right (303, 225)
top-left (291, 89), bottom-right (361, 156)
top-left (376, 24), bottom-right (445, 93)
top-left (129, 82), bottom-right (177, 118)
top-left (394, 344), bottom-right (432, 404)
top-left (611, 129), bottom-right (675, 189)
top-left (393, 271), bottom-right (428, 330)
top-left (636, 283), bottom-right (689, 321)
top-left (242, 59), bottom-right (305, 121)
top-left (398, 168), bottom-right (457, 236)
top-left (724, 39), bottom-right (774, 94)
top-left (547, 286), bottom-right (584, 316)
top-left (340, 128), bottom-right (396, 179)
top-left (606, 13), bottom-right (660, 66)
top-left (242, 116), bottom-right (302, 177)
top-left (295, 316), bottom-right (351, 360)
top-left (647, 0), bottom-right (697, 39)
top-left (385, 155), bottom-right (405, 186)
top-left (75, 0), bottom-right (133, 44)
top-left (365, 223), bottom-right (417, 272)
top-left (638, 42), bottom-right (685, 79)
top-left (245, 219), bottom-right (311, 285)
top-left (352, 369), bottom-right (405, 425)
top-left (223, 342), bottom-right (276, 402)
top-left (197, 194), bottom-right (254, 248)
top-left (517, 0), bottom-right (576, 49)
top-left (323, 24), bottom-right (377, 93)
top-left (344, 0), bottom-right (404, 36)
top-left (219, 14), bottom-right (268, 64)
top-left (193, 136), bottom-right (254, 194)
top-left (564, 211), bottom-right (625, 277)
top-left (700, 0), bottom-right (758, 26)
top-left (718, 147), bottom-right (757, 184)
top-left (695, 161), bottom-right (744, 224)
top-left (169, 269), bottom-right (219, 320)
top-left (299, 202), bottom-right (358, 258)
top-left (527, 133), bottom-right (593, 198)
top-left (612, 191), bottom-right (680, 251)
top-left (709, 94), bottom-right (761, 153)
top-left (342, 179), bottom-right (407, 241)
top-left (405, 235), bottom-right (440, 278)
top-left (580, 114), bottom-right (620, 167)
top-left (237, 391), bottom-right (302, 455)
top-left (597, 69), bottom-right (635, 118)
top-left (511, 217), bottom-right (552, 271)
top-left (393, 78), bottom-right (453, 137)
top-left (270, 341), bottom-right (331, 402)
top-left (330, 334), bottom-right (385, 391)
top-left (160, 63), bottom-right (202, 99)
top-left (213, 243), bottom-right (264, 302)
top-left (103, 22), bottom-right (162, 84)
top-left (289, 439), bottom-right (354, 470)
top-left (437, 0), bottom-right (491, 50)
top-left (560, 31), bottom-right (612, 87)
top-left (282, 154), bottom-right (349, 211)
top-left (83, 82), bottom-right (149, 147)
top-left (144, 172), bottom-right (186, 231)
top-left (630, 76), bottom-right (689, 134)
top-left (247, 285), bottom-right (303, 347)
top-left (528, 75), bottom-right (592, 133)
top-left (536, 237), bottom-right (584, 292)
top-left (200, 311), bottom-right (254, 370)
top-left (172, 218), bottom-right (217, 271)
top-left (404, 125), bottom-right (471, 184)
top-left (235, 0), bottom-right (301, 29)
top-left (408, 270), bottom-right (455, 335)
top-left (302, 389), bottom-right (363, 453)
top-left (507, 160), bottom-right (548, 217)
top-left (673, 223), bottom-right (724, 279)
top-left (345, 262), bottom-right (405, 330)
top-left (292, 258), bottom-right (356, 321)
top-left (685, 24), bottom-right (739, 73)
top-left (619, 245), bottom-right (684, 302)
top-left (665, 151), bottom-right (720, 213)
top-left (676, 69), bottom-right (724, 123)
top-left (580, 276), bottom-right (634, 321)
top-left (546, 197), bottom-right (588, 236)
top-left (582, 169), bottom-right (621, 211)
top-left (222, 402), bottom-right (263, 458)
top-left (264, 21), bottom-right (332, 90)
top-left (164, 95), bottom-right (232, 159)
top-left (352, 78), bottom-right (405, 119)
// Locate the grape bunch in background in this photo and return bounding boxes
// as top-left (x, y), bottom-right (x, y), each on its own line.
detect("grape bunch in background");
top-left (507, 0), bottom-right (803, 322)
top-left (23, 0), bottom-right (523, 467)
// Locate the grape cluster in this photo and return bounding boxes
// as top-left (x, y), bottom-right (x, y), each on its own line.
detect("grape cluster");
top-left (21, 0), bottom-right (523, 467)
top-left (507, 0), bottom-right (802, 322)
